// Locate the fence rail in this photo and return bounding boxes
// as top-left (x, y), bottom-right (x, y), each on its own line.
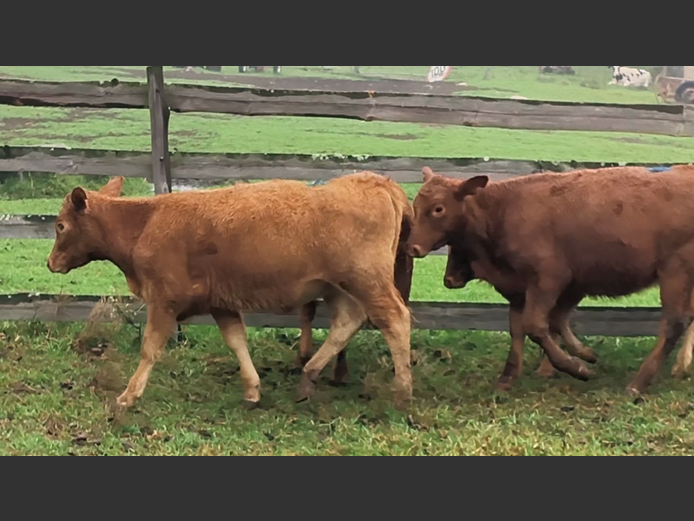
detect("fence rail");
top-left (0, 294), bottom-right (663, 338)
top-left (2, 146), bottom-right (686, 183)
top-left (0, 78), bottom-right (692, 137)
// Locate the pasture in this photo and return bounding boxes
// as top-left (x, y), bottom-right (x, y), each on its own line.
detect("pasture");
top-left (1, 66), bottom-right (693, 456)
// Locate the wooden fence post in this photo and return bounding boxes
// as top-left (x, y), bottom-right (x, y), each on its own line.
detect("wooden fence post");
top-left (147, 66), bottom-right (172, 195)
top-left (146, 66), bottom-right (181, 343)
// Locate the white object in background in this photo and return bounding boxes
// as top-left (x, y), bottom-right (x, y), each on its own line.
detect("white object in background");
top-left (427, 66), bottom-right (452, 82)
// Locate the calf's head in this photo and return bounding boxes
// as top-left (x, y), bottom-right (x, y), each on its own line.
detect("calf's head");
top-left (443, 246), bottom-right (476, 290)
top-left (407, 167), bottom-right (488, 258)
top-left (47, 177), bottom-right (125, 274)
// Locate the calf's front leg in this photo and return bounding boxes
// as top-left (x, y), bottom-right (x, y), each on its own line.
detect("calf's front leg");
top-left (117, 306), bottom-right (177, 409)
top-left (523, 285), bottom-right (592, 382)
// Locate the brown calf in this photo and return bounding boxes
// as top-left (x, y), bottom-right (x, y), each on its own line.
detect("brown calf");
top-left (408, 165), bottom-right (694, 398)
top-left (444, 244), bottom-right (597, 388)
top-left (48, 173), bottom-right (414, 410)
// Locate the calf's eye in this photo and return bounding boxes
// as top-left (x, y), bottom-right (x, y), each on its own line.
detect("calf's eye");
top-left (434, 206), bottom-right (444, 214)
top-left (57, 223), bottom-right (65, 232)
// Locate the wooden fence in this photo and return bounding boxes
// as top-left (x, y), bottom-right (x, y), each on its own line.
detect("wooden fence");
top-left (1, 65), bottom-right (692, 336)
top-left (0, 294), bottom-right (666, 338)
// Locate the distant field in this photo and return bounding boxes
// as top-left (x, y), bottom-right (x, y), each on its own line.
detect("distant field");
top-left (0, 65), bottom-right (665, 104)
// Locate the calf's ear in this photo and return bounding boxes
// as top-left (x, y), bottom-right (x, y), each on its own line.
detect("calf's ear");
top-left (71, 187), bottom-right (88, 213)
top-left (422, 167), bottom-right (437, 184)
top-left (455, 176), bottom-right (489, 201)
top-left (99, 176), bottom-right (125, 198)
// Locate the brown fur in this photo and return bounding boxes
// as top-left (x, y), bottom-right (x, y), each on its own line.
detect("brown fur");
top-left (47, 173), bottom-right (415, 410)
top-left (409, 165), bottom-right (694, 397)
top-left (444, 243), bottom-right (597, 388)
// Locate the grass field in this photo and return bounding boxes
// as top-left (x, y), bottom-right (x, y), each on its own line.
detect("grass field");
top-left (1, 66), bottom-right (693, 456)
top-left (0, 65), bottom-right (665, 103)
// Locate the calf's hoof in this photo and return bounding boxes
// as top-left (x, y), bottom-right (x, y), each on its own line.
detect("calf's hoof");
top-left (565, 358), bottom-right (592, 381)
top-left (671, 363), bottom-right (691, 379)
top-left (243, 399), bottom-right (260, 411)
top-left (392, 378), bottom-right (413, 411)
top-left (296, 373), bottom-right (316, 403)
top-left (116, 391), bottom-right (137, 410)
top-left (625, 386), bottom-right (647, 404)
top-left (496, 376), bottom-right (515, 392)
top-left (575, 347), bottom-right (599, 365)
top-left (332, 366), bottom-right (349, 386)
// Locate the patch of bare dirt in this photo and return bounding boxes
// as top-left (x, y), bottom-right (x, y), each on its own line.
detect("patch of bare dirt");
top-left (9, 381), bottom-right (42, 395)
top-left (43, 415), bottom-right (65, 439)
top-left (0, 117), bottom-right (41, 132)
top-left (613, 136), bottom-right (692, 150)
top-left (72, 298), bottom-right (132, 358)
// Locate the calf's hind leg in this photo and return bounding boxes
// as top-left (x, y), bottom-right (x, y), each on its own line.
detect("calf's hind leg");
top-left (354, 284), bottom-right (413, 410)
top-left (297, 301), bottom-right (350, 384)
top-left (297, 302), bottom-right (317, 368)
top-left (297, 292), bottom-right (366, 403)
top-left (628, 270), bottom-right (693, 397)
top-left (213, 310), bottom-right (261, 409)
top-left (117, 307), bottom-right (178, 409)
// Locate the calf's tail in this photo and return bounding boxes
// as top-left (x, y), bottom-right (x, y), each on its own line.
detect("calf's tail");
top-left (394, 211), bottom-right (414, 306)
top-left (388, 182), bottom-right (415, 307)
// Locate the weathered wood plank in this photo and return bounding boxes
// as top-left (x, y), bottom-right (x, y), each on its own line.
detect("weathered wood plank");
top-left (147, 67), bottom-right (172, 194)
top-left (0, 146), bottom-right (687, 183)
top-left (0, 294), bottom-right (663, 337)
top-left (0, 147), bottom-right (152, 178)
top-left (0, 79), bottom-right (148, 108)
top-left (0, 79), bottom-right (692, 136)
top-left (164, 84), bottom-right (694, 137)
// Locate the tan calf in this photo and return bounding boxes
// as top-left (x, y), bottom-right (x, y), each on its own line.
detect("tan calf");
top-left (48, 173), bottom-right (414, 410)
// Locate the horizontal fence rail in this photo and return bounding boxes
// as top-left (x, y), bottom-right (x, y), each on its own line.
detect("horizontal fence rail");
top-left (2, 146), bottom-right (687, 183)
top-left (0, 294), bottom-right (664, 338)
top-left (0, 79), bottom-right (692, 137)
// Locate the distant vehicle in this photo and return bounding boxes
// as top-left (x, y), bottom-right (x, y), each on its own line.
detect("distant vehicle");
top-left (238, 66), bottom-right (282, 74)
top-left (656, 66), bottom-right (694, 105)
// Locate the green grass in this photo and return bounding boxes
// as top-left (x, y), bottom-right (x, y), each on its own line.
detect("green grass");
top-left (2, 105), bottom-right (693, 164)
top-left (0, 65), bottom-right (665, 104)
top-left (2, 320), bottom-right (693, 456)
top-left (1, 66), bottom-right (693, 456)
